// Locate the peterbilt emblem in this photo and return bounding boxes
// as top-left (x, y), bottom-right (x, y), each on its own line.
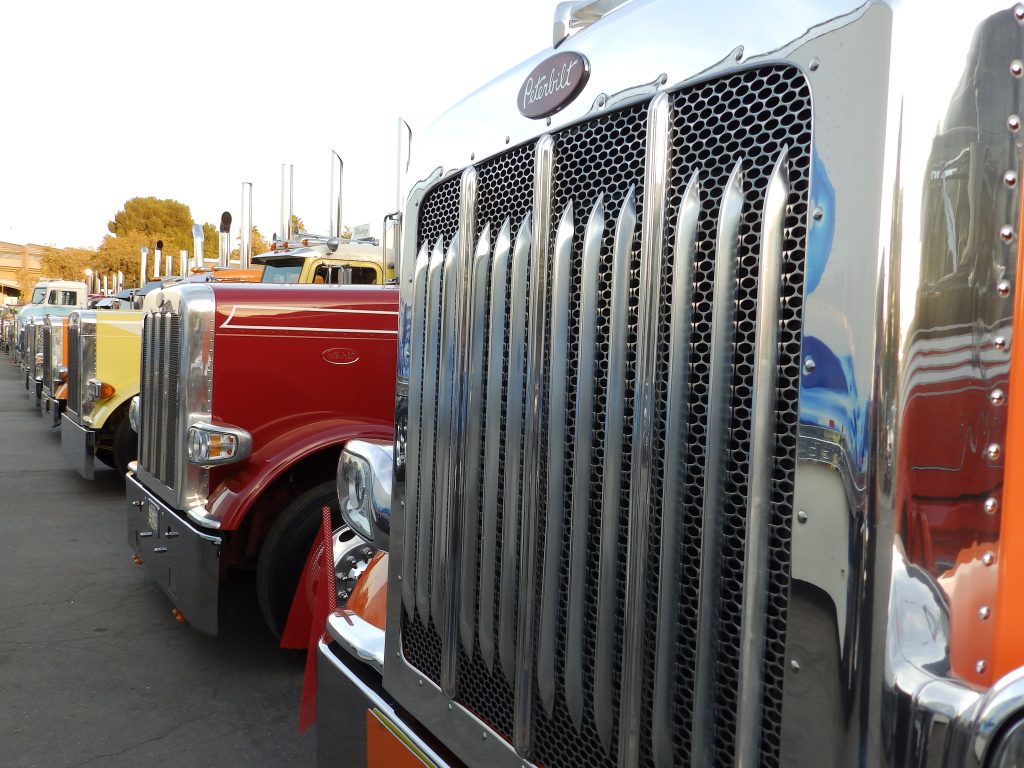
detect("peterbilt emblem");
top-left (322, 347), bottom-right (359, 365)
top-left (518, 51), bottom-right (590, 119)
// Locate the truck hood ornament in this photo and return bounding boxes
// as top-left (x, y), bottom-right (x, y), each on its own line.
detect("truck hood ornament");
top-left (518, 51), bottom-right (590, 119)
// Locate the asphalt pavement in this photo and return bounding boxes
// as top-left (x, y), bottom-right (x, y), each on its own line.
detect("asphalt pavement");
top-left (0, 359), bottom-right (316, 767)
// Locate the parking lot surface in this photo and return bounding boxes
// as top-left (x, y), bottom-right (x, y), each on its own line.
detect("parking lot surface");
top-left (0, 361), bottom-right (315, 767)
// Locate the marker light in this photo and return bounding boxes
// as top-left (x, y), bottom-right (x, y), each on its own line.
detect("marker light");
top-left (185, 422), bottom-right (251, 467)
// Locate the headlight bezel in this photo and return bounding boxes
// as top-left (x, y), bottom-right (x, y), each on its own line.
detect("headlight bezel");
top-left (337, 439), bottom-right (393, 548)
top-left (184, 421), bottom-right (251, 468)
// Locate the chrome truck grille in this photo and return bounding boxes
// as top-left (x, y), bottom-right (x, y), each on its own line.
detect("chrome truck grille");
top-left (398, 64), bottom-right (812, 767)
top-left (67, 318), bottom-right (81, 410)
top-left (42, 321), bottom-right (52, 387)
top-left (32, 322), bottom-right (45, 380)
top-left (138, 309), bottom-right (181, 489)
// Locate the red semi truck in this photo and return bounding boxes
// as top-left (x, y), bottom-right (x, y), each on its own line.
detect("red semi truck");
top-left (125, 282), bottom-right (396, 636)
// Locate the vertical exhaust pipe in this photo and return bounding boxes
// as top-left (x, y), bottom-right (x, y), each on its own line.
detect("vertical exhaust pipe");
top-left (192, 224), bottom-right (204, 272)
top-left (240, 182), bottom-right (253, 269)
top-left (153, 240), bottom-right (163, 279)
top-left (179, 251), bottom-right (188, 278)
top-left (139, 247), bottom-right (149, 288)
top-left (395, 118), bottom-right (412, 213)
top-left (117, 271), bottom-right (124, 292)
top-left (102, 274), bottom-right (108, 294)
top-left (165, 251), bottom-right (172, 278)
top-left (330, 151), bottom-right (343, 239)
top-left (218, 212), bottom-right (232, 268)
top-left (280, 164), bottom-right (294, 241)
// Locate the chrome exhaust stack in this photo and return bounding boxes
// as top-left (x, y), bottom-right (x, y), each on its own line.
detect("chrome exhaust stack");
top-left (179, 250), bottom-right (187, 278)
top-left (280, 164), bottom-right (294, 240)
top-left (192, 224), bottom-right (204, 272)
top-left (117, 271), bottom-right (124, 292)
top-left (330, 151), bottom-right (343, 239)
top-left (240, 182), bottom-right (253, 269)
top-left (153, 240), bottom-right (162, 279)
top-left (218, 212), bottom-right (232, 268)
top-left (164, 250), bottom-right (172, 278)
top-left (139, 247), bottom-right (149, 288)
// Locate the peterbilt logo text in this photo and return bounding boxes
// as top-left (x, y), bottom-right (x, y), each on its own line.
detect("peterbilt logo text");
top-left (322, 347), bottom-right (359, 365)
top-left (518, 52), bottom-right (590, 119)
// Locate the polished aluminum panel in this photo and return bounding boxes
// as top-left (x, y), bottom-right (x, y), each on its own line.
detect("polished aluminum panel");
top-left (537, 203), bottom-right (575, 717)
top-left (458, 225), bottom-right (492, 656)
top-left (415, 240), bottom-right (444, 626)
top-left (652, 171), bottom-right (701, 768)
top-left (736, 149), bottom-right (789, 767)
top-left (498, 214), bottom-right (532, 685)
top-left (565, 194), bottom-right (605, 732)
top-left (479, 218), bottom-right (512, 673)
top-left (402, 244), bottom-right (430, 618)
top-left (619, 91), bottom-right (671, 768)
top-left (692, 160), bottom-right (744, 766)
top-left (512, 135), bottom-right (554, 754)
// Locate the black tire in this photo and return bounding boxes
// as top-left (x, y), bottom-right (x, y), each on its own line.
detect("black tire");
top-left (111, 413), bottom-right (137, 476)
top-left (256, 481), bottom-right (340, 640)
top-left (95, 447), bottom-right (117, 469)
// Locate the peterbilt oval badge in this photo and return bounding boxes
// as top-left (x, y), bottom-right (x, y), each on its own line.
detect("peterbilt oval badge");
top-left (518, 51), bottom-right (590, 119)
top-left (322, 347), bottom-right (359, 365)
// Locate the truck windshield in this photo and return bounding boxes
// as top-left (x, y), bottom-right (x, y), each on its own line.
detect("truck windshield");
top-left (261, 261), bottom-right (303, 284)
top-left (30, 287), bottom-right (46, 304)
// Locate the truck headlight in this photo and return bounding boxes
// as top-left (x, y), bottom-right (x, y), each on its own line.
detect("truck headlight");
top-left (185, 422), bottom-right (251, 467)
top-left (128, 395), bottom-right (140, 432)
top-left (337, 440), bottom-right (392, 547)
top-left (988, 717), bottom-right (1024, 766)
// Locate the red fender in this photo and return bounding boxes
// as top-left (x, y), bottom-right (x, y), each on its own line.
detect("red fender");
top-left (205, 417), bottom-right (392, 531)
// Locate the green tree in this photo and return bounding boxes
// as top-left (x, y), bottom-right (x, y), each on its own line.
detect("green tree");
top-left (201, 223), bottom-right (219, 263)
top-left (40, 246), bottom-right (99, 281)
top-left (232, 226), bottom-right (271, 260)
top-left (290, 214), bottom-right (305, 235)
top-left (107, 197), bottom-right (194, 256)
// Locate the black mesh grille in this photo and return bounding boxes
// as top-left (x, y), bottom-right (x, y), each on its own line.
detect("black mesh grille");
top-left (68, 320), bottom-right (81, 412)
top-left (42, 322), bottom-right (53, 389)
top-left (403, 64), bottom-right (811, 768)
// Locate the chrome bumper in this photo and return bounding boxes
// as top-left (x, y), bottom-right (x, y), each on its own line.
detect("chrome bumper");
top-left (317, 620), bottom-right (449, 768)
top-left (61, 413), bottom-right (95, 480)
top-left (125, 472), bottom-right (222, 635)
top-left (41, 390), bottom-right (62, 424)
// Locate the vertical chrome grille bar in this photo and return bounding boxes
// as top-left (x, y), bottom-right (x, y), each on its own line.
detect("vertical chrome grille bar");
top-left (692, 160), bottom-right (746, 767)
top-left (403, 245), bottom-right (430, 618)
top-left (513, 134), bottom-right (554, 756)
top-left (594, 186), bottom-right (638, 753)
top-left (160, 312), bottom-right (173, 484)
top-left (538, 202), bottom-right (575, 717)
top-left (565, 195), bottom-right (605, 732)
top-left (498, 212), bottom-right (533, 684)
top-left (416, 239), bottom-right (445, 625)
top-left (620, 91), bottom-right (671, 768)
top-left (736, 149), bottom-right (789, 768)
top-left (431, 232), bottom-right (461, 627)
top-left (145, 315), bottom-right (159, 474)
top-left (479, 219), bottom-right (512, 672)
top-left (458, 223), bottom-right (491, 656)
top-left (439, 166), bottom-right (479, 699)
top-left (652, 171), bottom-right (701, 768)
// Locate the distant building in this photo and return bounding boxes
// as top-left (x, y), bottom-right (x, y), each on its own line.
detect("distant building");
top-left (0, 241), bottom-right (45, 304)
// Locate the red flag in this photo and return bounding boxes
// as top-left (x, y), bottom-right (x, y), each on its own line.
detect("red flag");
top-left (298, 505), bottom-right (337, 734)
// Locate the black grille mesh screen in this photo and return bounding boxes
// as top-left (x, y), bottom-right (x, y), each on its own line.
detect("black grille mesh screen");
top-left (139, 311), bottom-right (181, 490)
top-left (402, 64), bottom-right (811, 768)
top-left (68, 320), bottom-right (81, 412)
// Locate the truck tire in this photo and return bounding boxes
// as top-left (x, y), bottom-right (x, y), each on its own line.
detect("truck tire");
top-left (111, 414), bottom-right (137, 476)
top-left (256, 481), bottom-right (340, 640)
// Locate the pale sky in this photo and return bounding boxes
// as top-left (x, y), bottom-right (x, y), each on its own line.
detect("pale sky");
top-left (0, 0), bottom-right (557, 249)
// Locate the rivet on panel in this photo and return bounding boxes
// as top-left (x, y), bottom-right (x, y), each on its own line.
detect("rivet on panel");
top-left (1016, 4), bottom-right (1024, 21)
top-left (987, 443), bottom-right (1002, 460)
top-left (991, 389), bottom-right (1006, 406)
top-left (979, 606), bottom-right (992, 621)
top-left (1006, 171), bottom-right (1019, 187)
top-left (808, 58), bottom-right (820, 72)
top-left (1010, 115), bottom-right (1022, 132)
top-left (812, 207), bottom-right (824, 221)
top-left (505, 136), bottom-right (510, 145)
top-left (470, 153), bottom-right (475, 161)
top-left (418, 678), bottom-right (424, 686)
top-left (983, 551), bottom-right (996, 566)
top-left (977, 660), bottom-right (988, 674)
top-left (546, 117), bottom-right (552, 126)
top-left (998, 279), bottom-right (1012, 297)
top-left (995, 335), bottom-right (1008, 351)
top-left (790, 659), bottom-right (801, 672)
top-left (1014, 60), bottom-right (1024, 77)
top-left (797, 510), bottom-right (808, 524)
top-left (448, 703), bottom-right (453, 711)
top-left (985, 497), bottom-right (1000, 515)
top-left (1001, 227), bottom-right (1016, 243)
top-left (803, 357), bottom-right (816, 374)
top-left (482, 732), bottom-right (489, 740)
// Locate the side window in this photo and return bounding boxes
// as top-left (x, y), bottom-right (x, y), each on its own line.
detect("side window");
top-left (61, 291), bottom-right (77, 306)
top-left (312, 264), bottom-right (330, 284)
top-left (48, 290), bottom-right (58, 304)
